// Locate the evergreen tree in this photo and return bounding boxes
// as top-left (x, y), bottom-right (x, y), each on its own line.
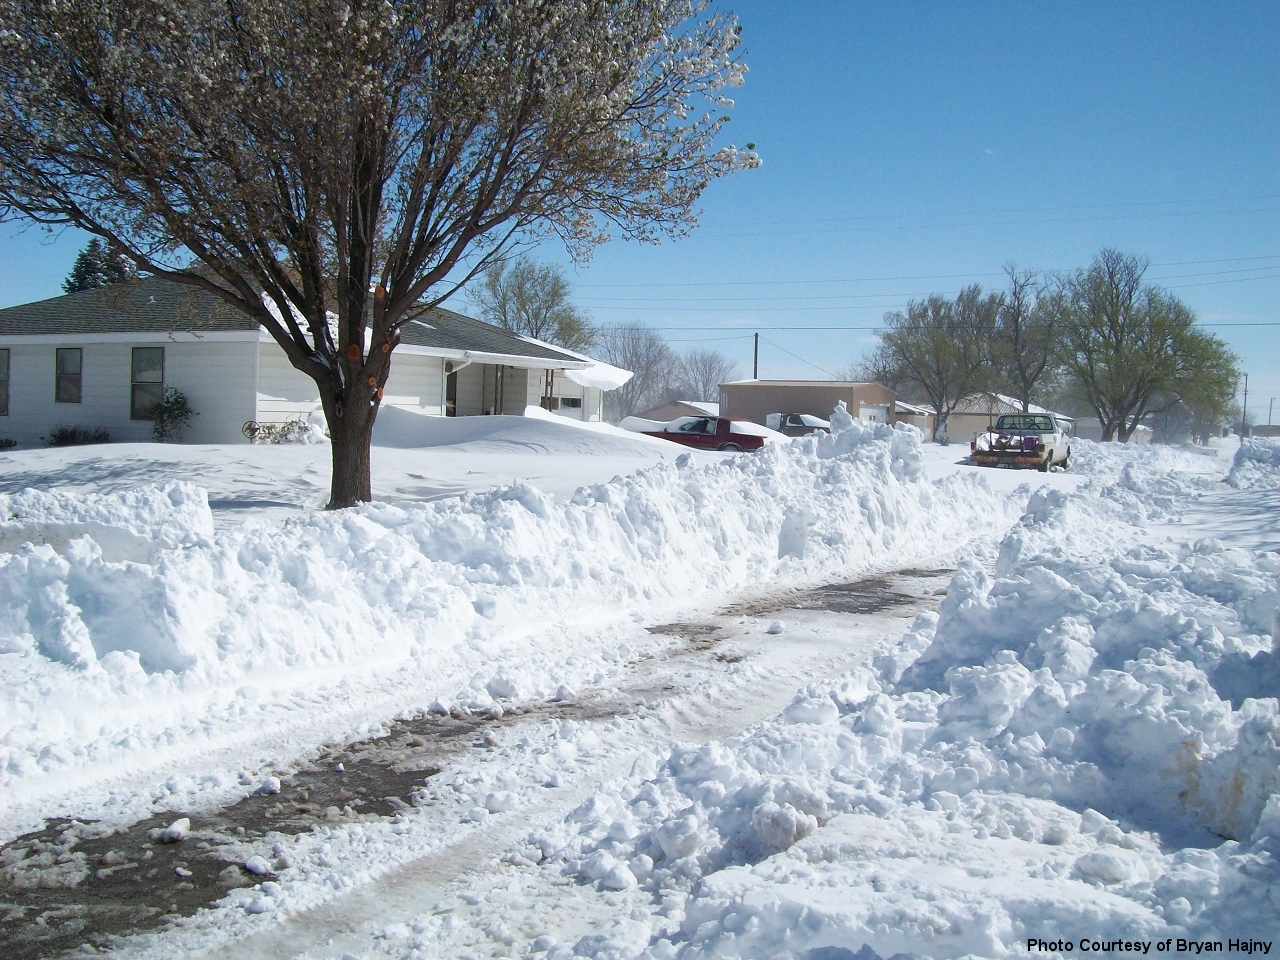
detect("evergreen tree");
top-left (62, 238), bottom-right (133, 293)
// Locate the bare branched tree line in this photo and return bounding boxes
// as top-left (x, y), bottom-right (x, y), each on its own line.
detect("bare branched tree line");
top-left (851, 250), bottom-right (1239, 443)
top-left (465, 256), bottom-right (739, 421)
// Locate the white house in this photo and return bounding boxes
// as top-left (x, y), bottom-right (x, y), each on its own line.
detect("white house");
top-left (0, 278), bottom-right (630, 445)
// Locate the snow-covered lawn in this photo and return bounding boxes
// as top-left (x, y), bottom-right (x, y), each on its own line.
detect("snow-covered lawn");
top-left (0, 413), bottom-right (1274, 959)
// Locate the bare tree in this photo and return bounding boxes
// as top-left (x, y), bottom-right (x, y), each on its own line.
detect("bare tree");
top-left (0, 0), bottom-right (756, 506)
top-left (672, 348), bottom-right (739, 402)
top-left (1053, 249), bottom-right (1238, 441)
top-left (596, 323), bottom-right (677, 421)
top-left (467, 256), bottom-right (595, 352)
top-left (879, 285), bottom-right (998, 440)
top-left (990, 264), bottom-right (1061, 412)
top-left (841, 343), bottom-right (910, 394)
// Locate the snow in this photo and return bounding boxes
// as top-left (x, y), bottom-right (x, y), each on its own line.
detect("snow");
top-left (469, 449), bottom-right (1278, 959)
top-left (0, 406), bottom-right (1273, 958)
top-left (0, 410), bottom-right (1013, 833)
top-left (1229, 437), bottom-right (1280, 489)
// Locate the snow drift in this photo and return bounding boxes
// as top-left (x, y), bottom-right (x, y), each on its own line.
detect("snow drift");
top-left (0, 408), bottom-right (1014, 821)
top-left (1229, 436), bottom-right (1280, 489)
top-left (529, 468), bottom-right (1279, 959)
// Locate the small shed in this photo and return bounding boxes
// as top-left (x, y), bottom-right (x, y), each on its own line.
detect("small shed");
top-left (891, 400), bottom-right (935, 436)
top-left (718, 380), bottom-right (896, 426)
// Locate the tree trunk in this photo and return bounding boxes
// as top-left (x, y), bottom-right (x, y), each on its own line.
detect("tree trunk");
top-left (325, 396), bottom-right (377, 509)
top-left (1101, 419), bottom-right (1117, 442)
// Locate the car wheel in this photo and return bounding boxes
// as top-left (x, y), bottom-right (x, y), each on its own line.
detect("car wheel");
top-left (718, 442), bottom-right (744, 452)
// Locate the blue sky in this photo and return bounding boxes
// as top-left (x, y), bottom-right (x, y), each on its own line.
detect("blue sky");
top-left (2, 1), bottom-right (1277, 418)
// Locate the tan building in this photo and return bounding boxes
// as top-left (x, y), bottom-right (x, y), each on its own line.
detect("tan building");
top-left (942, 394), bottom-right (1074, 443)
top-left (718, 380), bottom-right (896, 426)
top-left (892, 400), bottom-right (935, 436)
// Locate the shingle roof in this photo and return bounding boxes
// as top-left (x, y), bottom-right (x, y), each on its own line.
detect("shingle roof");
top-left (0, 280), bottom-right (585, 365)
top-left (399, 305), bottom-right (583, 363)
top-left (0, 277), bottom-right (258, 335)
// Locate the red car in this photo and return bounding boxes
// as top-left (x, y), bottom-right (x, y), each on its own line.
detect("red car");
top-left (620, 415), bottom-right (770, 452)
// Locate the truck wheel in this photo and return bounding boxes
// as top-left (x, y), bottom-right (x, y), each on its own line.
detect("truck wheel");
top-left (718, 442), bottom-right (744, 452)
top-left (1038, 457), bottom-right (1050, 472)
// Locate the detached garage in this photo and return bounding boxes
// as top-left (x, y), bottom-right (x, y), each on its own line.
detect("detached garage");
top-left (718, 380), bottom-right (897, 426)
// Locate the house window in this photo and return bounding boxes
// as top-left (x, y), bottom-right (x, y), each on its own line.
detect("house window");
top-left (558, 396), bottom-right (582, 409)
top-left (0, 348), bottom-right (8, 416)
top-left (55, 347), bottom-right (82, 403)
top-left (131, 347), bottom-right (164, 419)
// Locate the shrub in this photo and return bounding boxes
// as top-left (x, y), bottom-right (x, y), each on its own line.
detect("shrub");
top-left (151, 388), bottom-right (196, 442)
top-left (0, 438), bottom-right (16, 451)
top-left (254, 418), bottom-right (314, 444)
top-left (46, 425), bottom-right (111, 446)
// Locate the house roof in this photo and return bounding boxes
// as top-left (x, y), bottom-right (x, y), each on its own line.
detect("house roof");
top-left (0, 277), bottom-right (258, 335)
top-left (721, 379), bottom-right (881, 388)
top-left (893, 400), bottom-right (935, 416)
top-left (951, 393), bottom-right (1075, 422)
top-left (399, 305), bottom-right (582, 364)
top-left (0, 277), bottom-right (589, 368)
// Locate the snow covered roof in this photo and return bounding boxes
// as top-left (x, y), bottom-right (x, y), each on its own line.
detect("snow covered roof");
top-left (721, 379), bottom-right (881, 388)
top-left (952, 393), bottom-right (1075, 422)
top-left (893, 400), bottom-right (934, 416)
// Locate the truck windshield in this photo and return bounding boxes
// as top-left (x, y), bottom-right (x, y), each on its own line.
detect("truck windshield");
top-left (995, 414), bottom-right (1055, 432)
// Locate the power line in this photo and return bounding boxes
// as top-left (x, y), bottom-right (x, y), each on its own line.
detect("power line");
top-left (631, 321), bottom-right (1280, 332)
top-left (573, 254), bottom-right (1280, 289)
top-left (585, 274), bottom-right (1280, 313)
top-left (685, 206), bottom-right (1280, 240)
top-left (699, 195), bottom-right (1280, 230)
top-left (576, 264), bottom-right (1280, 305)
top-left (758, 336), bottom-right (841, 379)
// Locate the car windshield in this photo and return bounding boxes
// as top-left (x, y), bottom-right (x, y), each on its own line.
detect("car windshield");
top-left (995, 414), bottom-right (1055, 432)
top-left (677, 418), bottom-right (715, 434)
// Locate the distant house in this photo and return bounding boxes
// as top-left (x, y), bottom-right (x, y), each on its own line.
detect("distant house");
top-left (942, 394), bottom-right (1075, 443)
top-left (634, 400), bottom-right (719, 422)
top-left (1072, 417), bottom-right (1153, 445)
top-left (891, 400), bottom-right (935, 436)
top-left (0, 277), bottom-right (629, 445)
top-left (718, 380), bottom-right (895, 426)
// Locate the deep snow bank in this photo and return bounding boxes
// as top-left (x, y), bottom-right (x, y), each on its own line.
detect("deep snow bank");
top-left (0, 411), bottom-right (1015, 820)
top-left (0, 481), bottom-right (212, 562)
top-left (1229, 437), bottom-right (1280, 489)
top-left (527, 472), bottom-right (1279, 958)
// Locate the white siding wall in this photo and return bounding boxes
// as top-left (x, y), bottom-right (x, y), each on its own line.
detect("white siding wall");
top-left (384, 353), bottom-right (444, 415)
top-left (166, 340), bottom-right (259, 443)
top-left (256, 339), bottom-right (321, 423)
top-left (0, 339), bottom-right (257, 445)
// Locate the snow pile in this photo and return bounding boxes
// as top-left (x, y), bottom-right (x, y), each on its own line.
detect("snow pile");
top-left (529, 485), bottom-right (1279, 959)
top-left (1228, 437), bottom-right (1280, 489)
top-left (0, 482), bottom-right (213, 562)
top-left (0, 411), bottom-right (1014, 816)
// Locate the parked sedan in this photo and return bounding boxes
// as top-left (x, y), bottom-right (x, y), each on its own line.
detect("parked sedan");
top-left (619, 414), bottom-right (770, 452)
top-left (765, 413), bottom-right (831, 437)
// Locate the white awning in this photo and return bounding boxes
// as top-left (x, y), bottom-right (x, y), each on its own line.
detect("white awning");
top-left (562, 361), bottom-right (633, 391)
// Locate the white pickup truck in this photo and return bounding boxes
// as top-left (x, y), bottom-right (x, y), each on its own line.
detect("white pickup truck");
top-left (970, 413), bottom-right (1072, 471)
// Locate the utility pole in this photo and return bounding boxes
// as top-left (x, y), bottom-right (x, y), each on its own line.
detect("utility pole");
top-left (753, 332), bottom-right (759, 380)
top-left (1269, 397), bottom-right (1274, 427)
top-left (1241, 372), bottom-right (1249, 437)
